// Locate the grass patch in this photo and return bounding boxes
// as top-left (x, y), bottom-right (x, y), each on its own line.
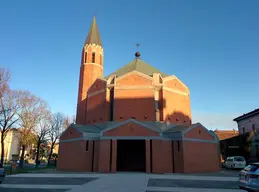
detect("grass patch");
top-left (4, 165), bottom-right (56, 175)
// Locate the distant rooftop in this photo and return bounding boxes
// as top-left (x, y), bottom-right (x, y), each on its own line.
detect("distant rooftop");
top-left (214, 129), bottom-right (239, 140)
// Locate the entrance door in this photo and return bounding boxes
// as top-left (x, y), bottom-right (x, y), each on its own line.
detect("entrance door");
top-left (117, 140), bottom-right (146, 172)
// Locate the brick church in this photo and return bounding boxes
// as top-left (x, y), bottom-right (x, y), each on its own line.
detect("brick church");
top-left (58, 16), bottom-right (220, 173)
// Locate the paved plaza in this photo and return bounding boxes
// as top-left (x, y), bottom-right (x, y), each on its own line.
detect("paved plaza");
top-left (0, 172), bottom-right (245, 192)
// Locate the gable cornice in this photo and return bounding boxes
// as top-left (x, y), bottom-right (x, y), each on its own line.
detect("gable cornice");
top-left (59, 123), bottom-right (83, 139)
top-left (116, 70), bottom-right (153, 81)
top-left (163, 75), bottom-right (189, 90)
top-left (163, 87), bottom-right (189, 96)
top-left (96, 77), bottom-right (107, 83)
top-left (88, 89), bottom-right (106, 98)
top-left (182, 123), bottom-right (218, 142)
top-left (100, 119), bottom-right (161, 135)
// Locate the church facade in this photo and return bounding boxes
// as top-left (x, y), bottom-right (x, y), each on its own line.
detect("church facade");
top-left (57, 16), bottom-right (220, 173)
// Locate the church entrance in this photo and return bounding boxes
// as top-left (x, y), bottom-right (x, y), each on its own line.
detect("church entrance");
top-left (116, 140), bottom-right (146, 172)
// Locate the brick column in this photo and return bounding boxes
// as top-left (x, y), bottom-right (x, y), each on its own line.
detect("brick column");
top-left (146, 140), bottom-right (151, 173)
top-left (98, 140), bottom-right (110, 173)
top-left (111, 140), bottom-right (117, 173)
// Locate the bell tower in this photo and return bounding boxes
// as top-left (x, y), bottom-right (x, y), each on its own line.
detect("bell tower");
top-left (76, 16), bottom-right (104, 124)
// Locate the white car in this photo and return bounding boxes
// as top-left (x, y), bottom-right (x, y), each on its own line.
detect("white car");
top-left (225, 156), bottom-right (246, 169)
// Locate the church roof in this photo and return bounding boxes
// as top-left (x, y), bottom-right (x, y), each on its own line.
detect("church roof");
top-left (84, 16), bottom-right (102, 46)
top-left (104, 59), bottom-right (169, 79)
top-left (68, 120), bottom-right (193, 134)
top-left (61, 120), bottom-right (218, 142)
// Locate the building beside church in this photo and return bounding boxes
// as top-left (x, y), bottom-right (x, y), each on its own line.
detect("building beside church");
top-left (57, 16), bottom-right (220, 173)
top-left (233, 108), bottom-right (259, 134)
top-left (0, 129), bottom-right (20, 162)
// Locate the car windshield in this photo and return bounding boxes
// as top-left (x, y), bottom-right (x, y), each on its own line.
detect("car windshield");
top-left (244, 165), bottom-right (259, 172)
top-left (234, 157), bottom-right (244, 161)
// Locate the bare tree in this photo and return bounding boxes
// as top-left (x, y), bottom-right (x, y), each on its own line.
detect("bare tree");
top-left (0, 89), bottom-right (20, 164)
top-left (34, 107), bottom-right (51, 167)
top-left (0, 68), bottom-right (10, 125)
top-left (47, 112), bottom-right (65, 165)
top-left (64, 115), bottom-right (75, 128)
top-left (0, 68), bottom-right (20, 165)
top-left (16, 91), bottom-right (48, 168)
top-left (0, 68), bottom-right (10, 87)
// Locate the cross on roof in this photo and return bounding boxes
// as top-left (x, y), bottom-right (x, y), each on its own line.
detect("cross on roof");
top-left (136, 43), bottom-right (140, 51)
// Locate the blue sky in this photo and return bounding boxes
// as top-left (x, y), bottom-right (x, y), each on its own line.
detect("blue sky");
top-left (1, 0), bottom-right (259, 130)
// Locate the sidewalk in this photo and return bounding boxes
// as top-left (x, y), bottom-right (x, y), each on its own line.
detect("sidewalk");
top-left (67, 173), bottom-right (150, 192)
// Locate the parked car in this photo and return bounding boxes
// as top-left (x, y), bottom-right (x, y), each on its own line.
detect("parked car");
top-left (225, 156), bottom-right (246, 169)
top-left (239, 162), bottom-right (259, 191)
top-left (222, 161), bottom-right (226, 168)
top-left (0, 163), bottom-right (5, 184)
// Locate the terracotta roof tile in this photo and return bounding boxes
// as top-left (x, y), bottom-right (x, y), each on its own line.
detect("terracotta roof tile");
top-left (213, 129), bottom-right (239, 140)
top-left (104, 59), bottom-right (168, 79)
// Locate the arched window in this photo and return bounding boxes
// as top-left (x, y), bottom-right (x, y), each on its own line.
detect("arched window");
top-left (177, 141), bottom-right (180, 151)
top-left (100, 54), bottom-right (103, 65)
top-left (85, 141), bottom-right (89, 151)
top-left (92, 52), bottom-right (95, 63)
top-left (84, 52), bottom-right (87, 63)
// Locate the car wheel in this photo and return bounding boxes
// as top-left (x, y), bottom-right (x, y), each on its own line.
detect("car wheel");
top-left (0, 181), bottom-right (2, 184)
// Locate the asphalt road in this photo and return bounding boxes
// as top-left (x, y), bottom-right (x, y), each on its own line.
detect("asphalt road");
top-left (0, 170), bottom-right (241, 192)
top-left (181, 169), bottom-right (241, 177)
top-left (0, 176), bottom-right (98, 192)
top-left (0, 189), bottom-right (67, 192)
top-left (147, 178), bottom-right (239, 190)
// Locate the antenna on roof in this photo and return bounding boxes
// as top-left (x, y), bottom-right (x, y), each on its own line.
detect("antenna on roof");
top-left (135, 43), bottom-right (141, 59)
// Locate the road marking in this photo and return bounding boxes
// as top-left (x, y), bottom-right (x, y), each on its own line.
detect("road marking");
top-left (7, 173), bottom-right (105, 178)
top-left (150, 175), bottom-right (238, 181)
top-left (146, 187), bottom-right (245, 192)
top-left (7, 173), bottom-right (239, 181)
top-left (0, 184), bottom-right (75, 189)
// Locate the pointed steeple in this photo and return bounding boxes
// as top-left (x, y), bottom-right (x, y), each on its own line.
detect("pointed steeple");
top-left (84, 16), bottom-right (102, 46)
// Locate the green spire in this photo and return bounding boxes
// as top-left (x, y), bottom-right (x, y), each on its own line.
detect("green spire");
top-left (84, 16), bottom-right (102, 46)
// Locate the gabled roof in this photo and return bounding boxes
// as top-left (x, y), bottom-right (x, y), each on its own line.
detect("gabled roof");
top-left (104, 59), bottom-right (169, 79)
top-left (60, 120), bottom-right (218, 143)
top-left (70, 123), bottom-right (100, 133)
top-left (233, 108), bottom-right (259, 122)
top-left (84, 16), bottom-right (102, 46)
top-left (163, 124), bottom-right (191, 133)
top-left (68, 120), bottom-right (201, 135)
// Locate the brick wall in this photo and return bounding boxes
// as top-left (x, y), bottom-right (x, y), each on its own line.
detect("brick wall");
top-left (162, 89), bottom-right (191, 125)
top-left (172, 140), bottom-right (184, 173)
top-left (113, 89), bottom-right (155, 121)
top-left (57, 140), bottom-right (90, 172)
top-left (183, 141), bottom-right (220, 173)
top-left (86, 91), bottom-right (106, 124)
top-left (151, 140), bottom-right (173, 173)
top-left (98, 140), bottom-right (111, 173)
